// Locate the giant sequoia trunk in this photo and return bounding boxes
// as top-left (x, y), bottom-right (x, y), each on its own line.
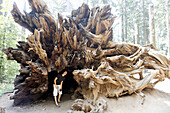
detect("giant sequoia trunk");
top-left (3, 0), bottom-right (170, 112)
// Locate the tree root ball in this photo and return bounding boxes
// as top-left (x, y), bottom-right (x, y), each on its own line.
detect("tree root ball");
top-left (3, 0), bottom-right (170, 112)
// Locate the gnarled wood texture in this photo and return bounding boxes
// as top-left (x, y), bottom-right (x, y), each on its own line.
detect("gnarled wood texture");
top-left (2, 0), bottom-right (170, 112)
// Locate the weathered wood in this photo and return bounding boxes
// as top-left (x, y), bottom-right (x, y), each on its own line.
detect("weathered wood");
top-left (2, 0), bottom-right (170, 112)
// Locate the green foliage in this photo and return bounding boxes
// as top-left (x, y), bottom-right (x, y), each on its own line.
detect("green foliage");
top-left (0, 83), bottom-right (14, 96)
top-left (0, 0), bottom-right (22, 94)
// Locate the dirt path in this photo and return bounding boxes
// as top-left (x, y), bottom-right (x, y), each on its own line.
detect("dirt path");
top-left (0, 89), bottom-right (170, 113)
top-left (0, 93), bottom-right (74, 113)
top-left (106, 89), bottom-right (170, 113)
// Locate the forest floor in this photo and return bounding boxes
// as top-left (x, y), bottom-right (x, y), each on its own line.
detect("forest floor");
top-left (0, 79), bottom-right (170, 113)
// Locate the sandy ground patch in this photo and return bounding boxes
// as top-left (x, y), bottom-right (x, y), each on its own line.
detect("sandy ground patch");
top-left (1, 80), bottom-right (170, 113)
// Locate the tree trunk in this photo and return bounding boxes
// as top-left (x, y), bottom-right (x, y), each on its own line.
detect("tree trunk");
top-left (121, 0), bottom-right (124, 42)
top-left (135, 23), bottom-right (139, 44)
top-left (135, 7), bottom-right (140, 44)
top-left (124, 0), bottom-right (127, 42)
top-left (166, 0), bottom-right (170, 57)
top-left (149, 4), bottom-right (156, 48)
top-left (143, 0), bottom-right (147, 45)
top-left (2, 0), bottom-right (170, 112)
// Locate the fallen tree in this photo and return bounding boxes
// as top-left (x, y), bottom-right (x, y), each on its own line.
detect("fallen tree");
top-left (3, 0), bottom-right (170, 112)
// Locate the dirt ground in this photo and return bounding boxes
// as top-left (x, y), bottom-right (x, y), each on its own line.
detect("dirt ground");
top-left (1, 80), bottom-right (170, 113)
